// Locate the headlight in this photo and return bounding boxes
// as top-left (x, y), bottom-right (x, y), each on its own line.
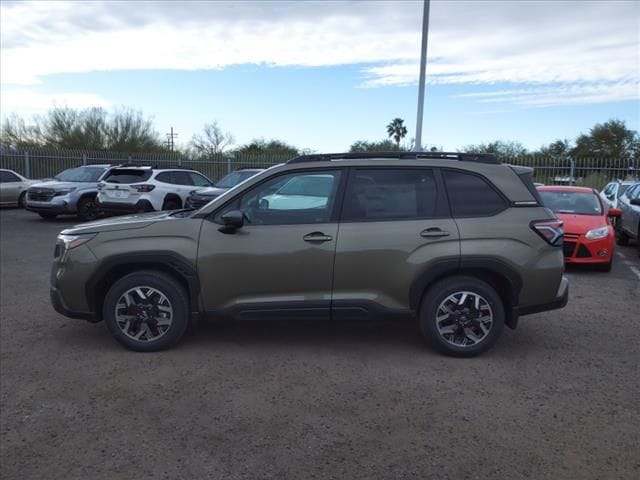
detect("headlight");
top-left (585, 226), bottom-right (609, 240)
top-left (57, 233), bottom-right (97, 251)
top-left (54, 187), bottom-right (76, 196)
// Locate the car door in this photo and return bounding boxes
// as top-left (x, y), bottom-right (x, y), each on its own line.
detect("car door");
top-left (332, 168), bottom-right (459, 317)
top-left (0, 170), bottom-right (22, 204)
top-left (197, 168), bottom-right (344, 319)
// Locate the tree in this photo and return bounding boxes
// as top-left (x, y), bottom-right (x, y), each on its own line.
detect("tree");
top-left (190, 121), bottom-right (234, 159)
top-left (386, 118), bottom-right (408, 148)
top-left (0, 107), bottom-right (164, 152)
top-left (463, 140), bottom-right (527, 158)
top-left (570, 119), bottom-right (639, 162)
top-left (234, 139), bottom-right (299, 157)
top-left (0, 114), bottom-right (42, 146)
top-left (349, 139), bottom-right (403, 152)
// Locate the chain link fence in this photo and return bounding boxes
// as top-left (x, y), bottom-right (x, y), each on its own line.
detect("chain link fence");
top-left (1, 145), bottom-right (638, 189)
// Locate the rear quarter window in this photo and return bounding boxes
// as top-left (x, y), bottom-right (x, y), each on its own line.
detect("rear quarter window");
top-left (443, 170), bottom-right (507, 217)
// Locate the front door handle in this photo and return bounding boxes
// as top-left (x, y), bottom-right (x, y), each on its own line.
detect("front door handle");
top-left (303, 232), bottom-right (333, 242)
top-left (420, 227), bottom-right (450, 238)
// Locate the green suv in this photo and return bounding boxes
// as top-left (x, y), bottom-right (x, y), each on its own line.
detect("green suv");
top-left (50, 152), bottom-right (568, 356)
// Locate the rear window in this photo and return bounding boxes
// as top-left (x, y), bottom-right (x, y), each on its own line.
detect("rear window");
top-left (443, 170), bottom-right (507, 217)
top-left (104, 169), bottom-right (152, 184)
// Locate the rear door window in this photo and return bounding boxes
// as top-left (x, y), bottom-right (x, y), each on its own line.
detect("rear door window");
top-left (443, 170), bottom-right (507, 217)
top-left (341, 169), bottom-right (439, 221)
top-left (0, 171), bottom-right (20, 182)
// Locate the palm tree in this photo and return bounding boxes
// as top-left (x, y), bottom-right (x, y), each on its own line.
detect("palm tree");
top-left (386, 118), bottom-right (408, 148)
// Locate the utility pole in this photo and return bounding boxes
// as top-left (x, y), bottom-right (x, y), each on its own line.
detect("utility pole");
top-left (165, 127), bottom-right (178, 152)
top-left (414, 0), bottom-right (430, 152)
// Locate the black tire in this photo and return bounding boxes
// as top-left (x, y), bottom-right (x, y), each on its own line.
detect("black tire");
top-left (419, 276), bottom-right (505, 357)
top-left (595, 259), bottom-right (613, 272)
top-left (162, 197), bottom-right (181, 211)
top-left (616, 228), bottom-right (629, 246)
top-left (18, 192), bottom-right (26, 208)
top-left (103, 271), bottom-right (190, 352)
top-left (38, 212), bottom-right (57, 220)
top-left (77, 196), bottom-right (99, 221)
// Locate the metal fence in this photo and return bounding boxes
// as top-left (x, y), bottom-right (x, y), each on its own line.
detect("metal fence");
top-left (1, 145), bottom-right (638, 189)
top-left (0, 145), bottom-right (291, 182)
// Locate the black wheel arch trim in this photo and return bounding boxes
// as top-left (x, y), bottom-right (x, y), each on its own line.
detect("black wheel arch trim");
top-left (409, 256), bottom-right (523, 327)
top-left (85, 251), bottom-right (200, 317)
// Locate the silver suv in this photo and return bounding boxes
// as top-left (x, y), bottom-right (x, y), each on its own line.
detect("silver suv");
top-left (26, 165), bottom-right (111, 221)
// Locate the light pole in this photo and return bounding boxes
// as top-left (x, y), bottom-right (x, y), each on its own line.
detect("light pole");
top-left (414, 0), bottom-right (430, 152)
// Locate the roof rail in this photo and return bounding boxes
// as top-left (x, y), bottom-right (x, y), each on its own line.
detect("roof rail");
top-left (287, 151), bottom-right (499, 165)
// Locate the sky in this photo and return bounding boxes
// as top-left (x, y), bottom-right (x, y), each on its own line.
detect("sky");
top-left (1, 0), bottom-right (638, 153)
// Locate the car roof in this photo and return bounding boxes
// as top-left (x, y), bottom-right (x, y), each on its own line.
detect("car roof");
top-left (537, 185), bottom-right (596, 193)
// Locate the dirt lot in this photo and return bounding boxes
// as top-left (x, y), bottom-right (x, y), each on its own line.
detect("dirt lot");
top-left (1, 208), bottom-right (639, 480)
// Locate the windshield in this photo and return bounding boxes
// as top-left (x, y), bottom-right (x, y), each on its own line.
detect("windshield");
top-left (215, 171), bottom-right (259, 189)
top-left (277, 175), bottom-right (333, 197)
top-left (539, 190), bottom-right (603, 215)
top-left (54, 166), bottom-right (106, 183)
top-left (617, 184), bottom-right (630, 198)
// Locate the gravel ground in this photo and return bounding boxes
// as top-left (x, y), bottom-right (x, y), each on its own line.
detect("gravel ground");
top-left (1, 208), bottom-right (639, 480)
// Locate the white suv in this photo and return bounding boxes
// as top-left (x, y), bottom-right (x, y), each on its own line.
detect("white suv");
top-left (97, 167), bottom-right (214, 213)
top-left (600, 180), bottom-right (635, 209)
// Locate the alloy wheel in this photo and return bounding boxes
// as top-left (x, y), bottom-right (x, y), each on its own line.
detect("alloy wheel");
top-left (114, 286), bottom-right (173, 342)
top-left (435, 291), bottom-right (493, 347)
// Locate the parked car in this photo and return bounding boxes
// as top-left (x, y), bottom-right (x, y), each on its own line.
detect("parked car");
top-left (185, 168), bottom-right (264, 209)
top-left (537, 186), bottom-right (620, 271)
top-left (50, 151), bottom-right (568, 356)
top-left (26, 165), bottom-right (111, 221)
top-left (0, 169), bottom-right (40, 207)
top-left (599, 180), bottom-right (635, 209)
top-left (96, 167), bottom-right (214, 213)
top-left (615, 181), bottom-right (640, 255)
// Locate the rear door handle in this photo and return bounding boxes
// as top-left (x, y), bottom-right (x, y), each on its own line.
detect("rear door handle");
top-left (420, 227), bottom-right (450, 238)
top-left (303, 232), bottom-right (333, 242)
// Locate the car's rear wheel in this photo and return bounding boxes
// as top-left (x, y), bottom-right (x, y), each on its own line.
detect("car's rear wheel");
top-left (77, 196), bottom-right (99, 221)
top-left (38, 212), bottom-right (57, 220)
top-left (103, 271), bottom-right (190, 352)
top-left (18, 192), bottom-right (26, 208)
top-left (419, 276), bottom-right (504, 357)
top-left (162, 197), bottom-right (181, 211)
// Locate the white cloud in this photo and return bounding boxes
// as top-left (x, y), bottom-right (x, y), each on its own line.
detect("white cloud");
top-left (0, 89), bottom-right (111, 112)
top-left (0, 0), bottom-right (638, 108)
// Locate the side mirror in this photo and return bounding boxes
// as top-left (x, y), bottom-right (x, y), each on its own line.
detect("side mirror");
top-left (608, 208), bottom-right (622, 217)
top-left (219, 209), bottom-right (245, 233)
top-left (630, 198), bottom-right (640, 206)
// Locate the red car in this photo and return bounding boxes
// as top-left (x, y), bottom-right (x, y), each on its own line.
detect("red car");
top-left (537, 186), bottom-right (621, 271)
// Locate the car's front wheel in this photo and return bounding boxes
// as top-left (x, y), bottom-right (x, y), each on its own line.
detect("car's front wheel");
top-left (419, 276), bottom-right (505, 357)
top-left (103, 271), bottom-right (190, 352)
top-left (77, 196), bottom-right (99, 221)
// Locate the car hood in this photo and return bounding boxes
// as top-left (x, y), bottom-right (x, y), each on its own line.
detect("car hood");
top-left (29, 180), bottom-right (94, 190)
top-left (61, 210), bottom-right (189, 235)
top-left (555, 213), bottom-right (609, 234)
top-left (192, 186), bottom-right (228, 196)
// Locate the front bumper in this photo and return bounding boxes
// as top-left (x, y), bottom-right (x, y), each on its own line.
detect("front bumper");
top-left (26, 197), bottom-right (75, 214)
top-left (50, 286), bottom-right (97, 322)
top-left (516, 275), bottom-right (569, 316)
top-left (562, 232), bottom-right (614, 264)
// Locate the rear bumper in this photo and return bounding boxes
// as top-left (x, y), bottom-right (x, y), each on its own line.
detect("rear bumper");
top-left (516, 275), bottom-right (569, 316)
top-left (96, 199), bottom-right (155, 213)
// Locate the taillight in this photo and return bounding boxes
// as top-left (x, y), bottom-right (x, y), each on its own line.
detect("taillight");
top-left (132, 184), bottom-right (155, 192)
top-left (531, 219), bottom-right (563, 246)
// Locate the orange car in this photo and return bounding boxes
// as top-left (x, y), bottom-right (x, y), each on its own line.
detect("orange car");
top-left (537, 186), bottom-right (621, 271)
